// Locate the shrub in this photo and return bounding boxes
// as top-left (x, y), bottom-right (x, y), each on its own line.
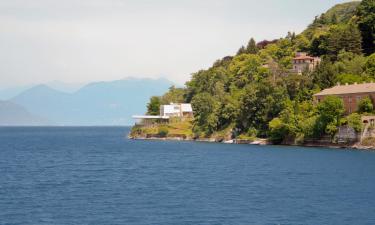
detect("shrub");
top-left (158, 126), bottom-right (169, 137)
top-left (268, 118), bottom-right (288, 144)
top-left (347, 113), bottom-right (363, 132)
top-left (130, 125), bottom-right (144, 136)
top-left (358, 96), bottom-right (374, 113)
top-left (246, 127), bottom-right (258, 137)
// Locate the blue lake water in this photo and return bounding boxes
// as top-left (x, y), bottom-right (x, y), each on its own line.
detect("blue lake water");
top-left (1, 127), bottom-right (375, 225)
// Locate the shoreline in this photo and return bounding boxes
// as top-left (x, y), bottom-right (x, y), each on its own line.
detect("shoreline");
top-left (128, 135), bottom-right (375, 151)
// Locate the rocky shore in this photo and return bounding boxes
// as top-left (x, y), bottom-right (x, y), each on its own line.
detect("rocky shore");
top-left (128, 133), bottom-right (375, 150)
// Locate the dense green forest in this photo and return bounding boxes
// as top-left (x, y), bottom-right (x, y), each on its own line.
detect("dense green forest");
top-left (145, 0), bottom-right (375, 144)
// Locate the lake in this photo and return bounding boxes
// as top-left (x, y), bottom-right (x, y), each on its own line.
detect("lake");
top-left (1, 127), bottom-right (375, 225)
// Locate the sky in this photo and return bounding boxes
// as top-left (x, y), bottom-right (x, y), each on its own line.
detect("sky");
top-left (0, 0), bottom-right (354, 88)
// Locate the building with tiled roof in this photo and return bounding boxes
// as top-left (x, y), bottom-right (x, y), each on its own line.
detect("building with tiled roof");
top-left (292, 52), bottom-right (320, 74)
top-left (314, 82), bottom-right (375, 114)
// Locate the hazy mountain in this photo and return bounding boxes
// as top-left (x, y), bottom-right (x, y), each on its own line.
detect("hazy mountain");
top-left (0, 100), bottom-right (51, 126)
top-left (0, 85), bottom-right (34, 100)
top-left (11, 78), bottom-right (173, 125)
top-left (45, 80), bottom-right (86, 93)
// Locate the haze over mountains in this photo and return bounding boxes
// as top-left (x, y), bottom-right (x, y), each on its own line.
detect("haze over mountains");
top-left (0, 78), bottom-right (173, 126)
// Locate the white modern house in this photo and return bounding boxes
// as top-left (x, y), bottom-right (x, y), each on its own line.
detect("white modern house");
top-left (160, 103), bottom-right (193, 117)
top-left (132, 103), bottom-right (193, 125)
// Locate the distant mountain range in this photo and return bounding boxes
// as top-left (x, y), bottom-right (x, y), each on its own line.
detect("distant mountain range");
top-left (1, 78), bottom-right (173, 126)
top-left (0, 100), bottom-right (51, 126)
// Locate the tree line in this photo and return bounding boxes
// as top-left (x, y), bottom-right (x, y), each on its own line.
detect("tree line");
top-left (146, 0), bottom-right (375, 143)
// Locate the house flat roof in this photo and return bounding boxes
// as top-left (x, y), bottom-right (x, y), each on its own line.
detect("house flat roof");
top-left (314, 83), bottom-right (375, 96)
top-left (132, 115), bottom-right (169, 119)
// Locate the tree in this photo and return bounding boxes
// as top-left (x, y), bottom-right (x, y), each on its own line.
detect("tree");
top-left (326, 23), bottom-right (362, 58)
top-left (147, 96), bottom-right (161, 115)
top-left (358, 96), bottom-right (374, 113)
top-left (335, 51), bottom-right (367, 76)
top-left (336, 74), bottom-right (364, 85)
top-left (161, 86), bottom-right (185, 104)
top-left (236, 46), bottom-right (246, 55)
top-left (228, 54), bottom-right (263, 87)
top-left (311, 58), bottom-right (338, 89)
top-left (237, 82), bottom-right (287, 135)
top-left (294, 35), bottom-right (310, 52)
top-left (314, 96), bottom-right (345, 137)
top-left (268, 118), bottom-right (288, 144)
top-left (191, 93), bottom-right (219, 134)
top-left (317, 96), bottom-right (345, 125)
top-left (364, 53), bottom-right (375, 77)
top-left (356, 0), bottom-right (375, 55)
top-left (245, 38), bottom-right (258, 54)
top-left (309, 35), bottom-right (329, 56)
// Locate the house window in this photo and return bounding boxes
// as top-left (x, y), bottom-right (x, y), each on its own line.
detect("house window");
top-left (349, 96), bottom-right (352, 103)
top-left (356, 96), bottom-right (362, 102)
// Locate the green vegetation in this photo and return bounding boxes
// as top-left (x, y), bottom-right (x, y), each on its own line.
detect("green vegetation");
top-left (358, 96), bottom-right (374, 113)
top-left (146, 86), bottom-right (185, 115)
top-left (147, 96), bottom-right (161, 115)
top-left (356, 0), bottom-right (375, 55)
top-left (158, 126), bottom-right (169, 137)
top-left (346, 113), bottom-right (363, 132)
top-left (140, 1), bottom-right (375, 144)
top-left (130, 119), bottom-right (193, 139)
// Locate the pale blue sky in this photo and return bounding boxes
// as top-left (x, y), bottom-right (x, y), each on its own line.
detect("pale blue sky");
top-left (0, 0), bottom-right (355, 88)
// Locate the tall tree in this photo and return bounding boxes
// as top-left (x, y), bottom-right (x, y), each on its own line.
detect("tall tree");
top-left (236, 46), bottom-right (246, 55)
top-left (356, 0), bottom-right (375, 55)
top-left (245, 38), bottom-right (258, 54)
top-left (147, 96), bottom-right (161, 115)
top-left (314, 96), bottom-right (345, 137)
top-left (326, 23), bottom-right (362, 57)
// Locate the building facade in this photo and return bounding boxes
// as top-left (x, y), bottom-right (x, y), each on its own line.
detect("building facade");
top-left (160, 103), bottom-right (193, 117)
top-left (292, 52), bottom-right (320, 74)
top-left (314, 83), bottom-right (375, 114)
top-left (132, 103), bottom-right (193, 126)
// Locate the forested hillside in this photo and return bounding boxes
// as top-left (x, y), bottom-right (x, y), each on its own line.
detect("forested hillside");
top-left (144, 0), bottom-right (375, 144)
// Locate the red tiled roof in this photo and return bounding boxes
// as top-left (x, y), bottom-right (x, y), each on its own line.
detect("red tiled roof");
top-left (314, 83), bottom-right (375, 96)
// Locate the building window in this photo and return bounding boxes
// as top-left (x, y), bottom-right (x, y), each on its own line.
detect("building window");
top-left (356, 96), bottom-right (362, 102)
top-left (349, 96), bottom-right (352, 103)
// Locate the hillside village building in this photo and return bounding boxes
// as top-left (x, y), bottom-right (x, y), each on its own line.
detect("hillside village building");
top-left (314, 83), bottom-right (375, 114)
top-left (292, 52), bottom-right (321, 74)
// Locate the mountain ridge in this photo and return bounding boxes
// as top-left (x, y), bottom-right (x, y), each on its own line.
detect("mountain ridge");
top-left (7, 78), bottom-right (174, 125)
top-left (0, 100), bottom-right (52, 126)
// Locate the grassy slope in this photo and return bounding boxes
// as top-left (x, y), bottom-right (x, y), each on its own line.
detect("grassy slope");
top-left (130, 119), bottom-right (193, 138)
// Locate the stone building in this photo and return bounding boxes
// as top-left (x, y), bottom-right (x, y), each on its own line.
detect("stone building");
top-left (292, 52), bottom-right (321, 74)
